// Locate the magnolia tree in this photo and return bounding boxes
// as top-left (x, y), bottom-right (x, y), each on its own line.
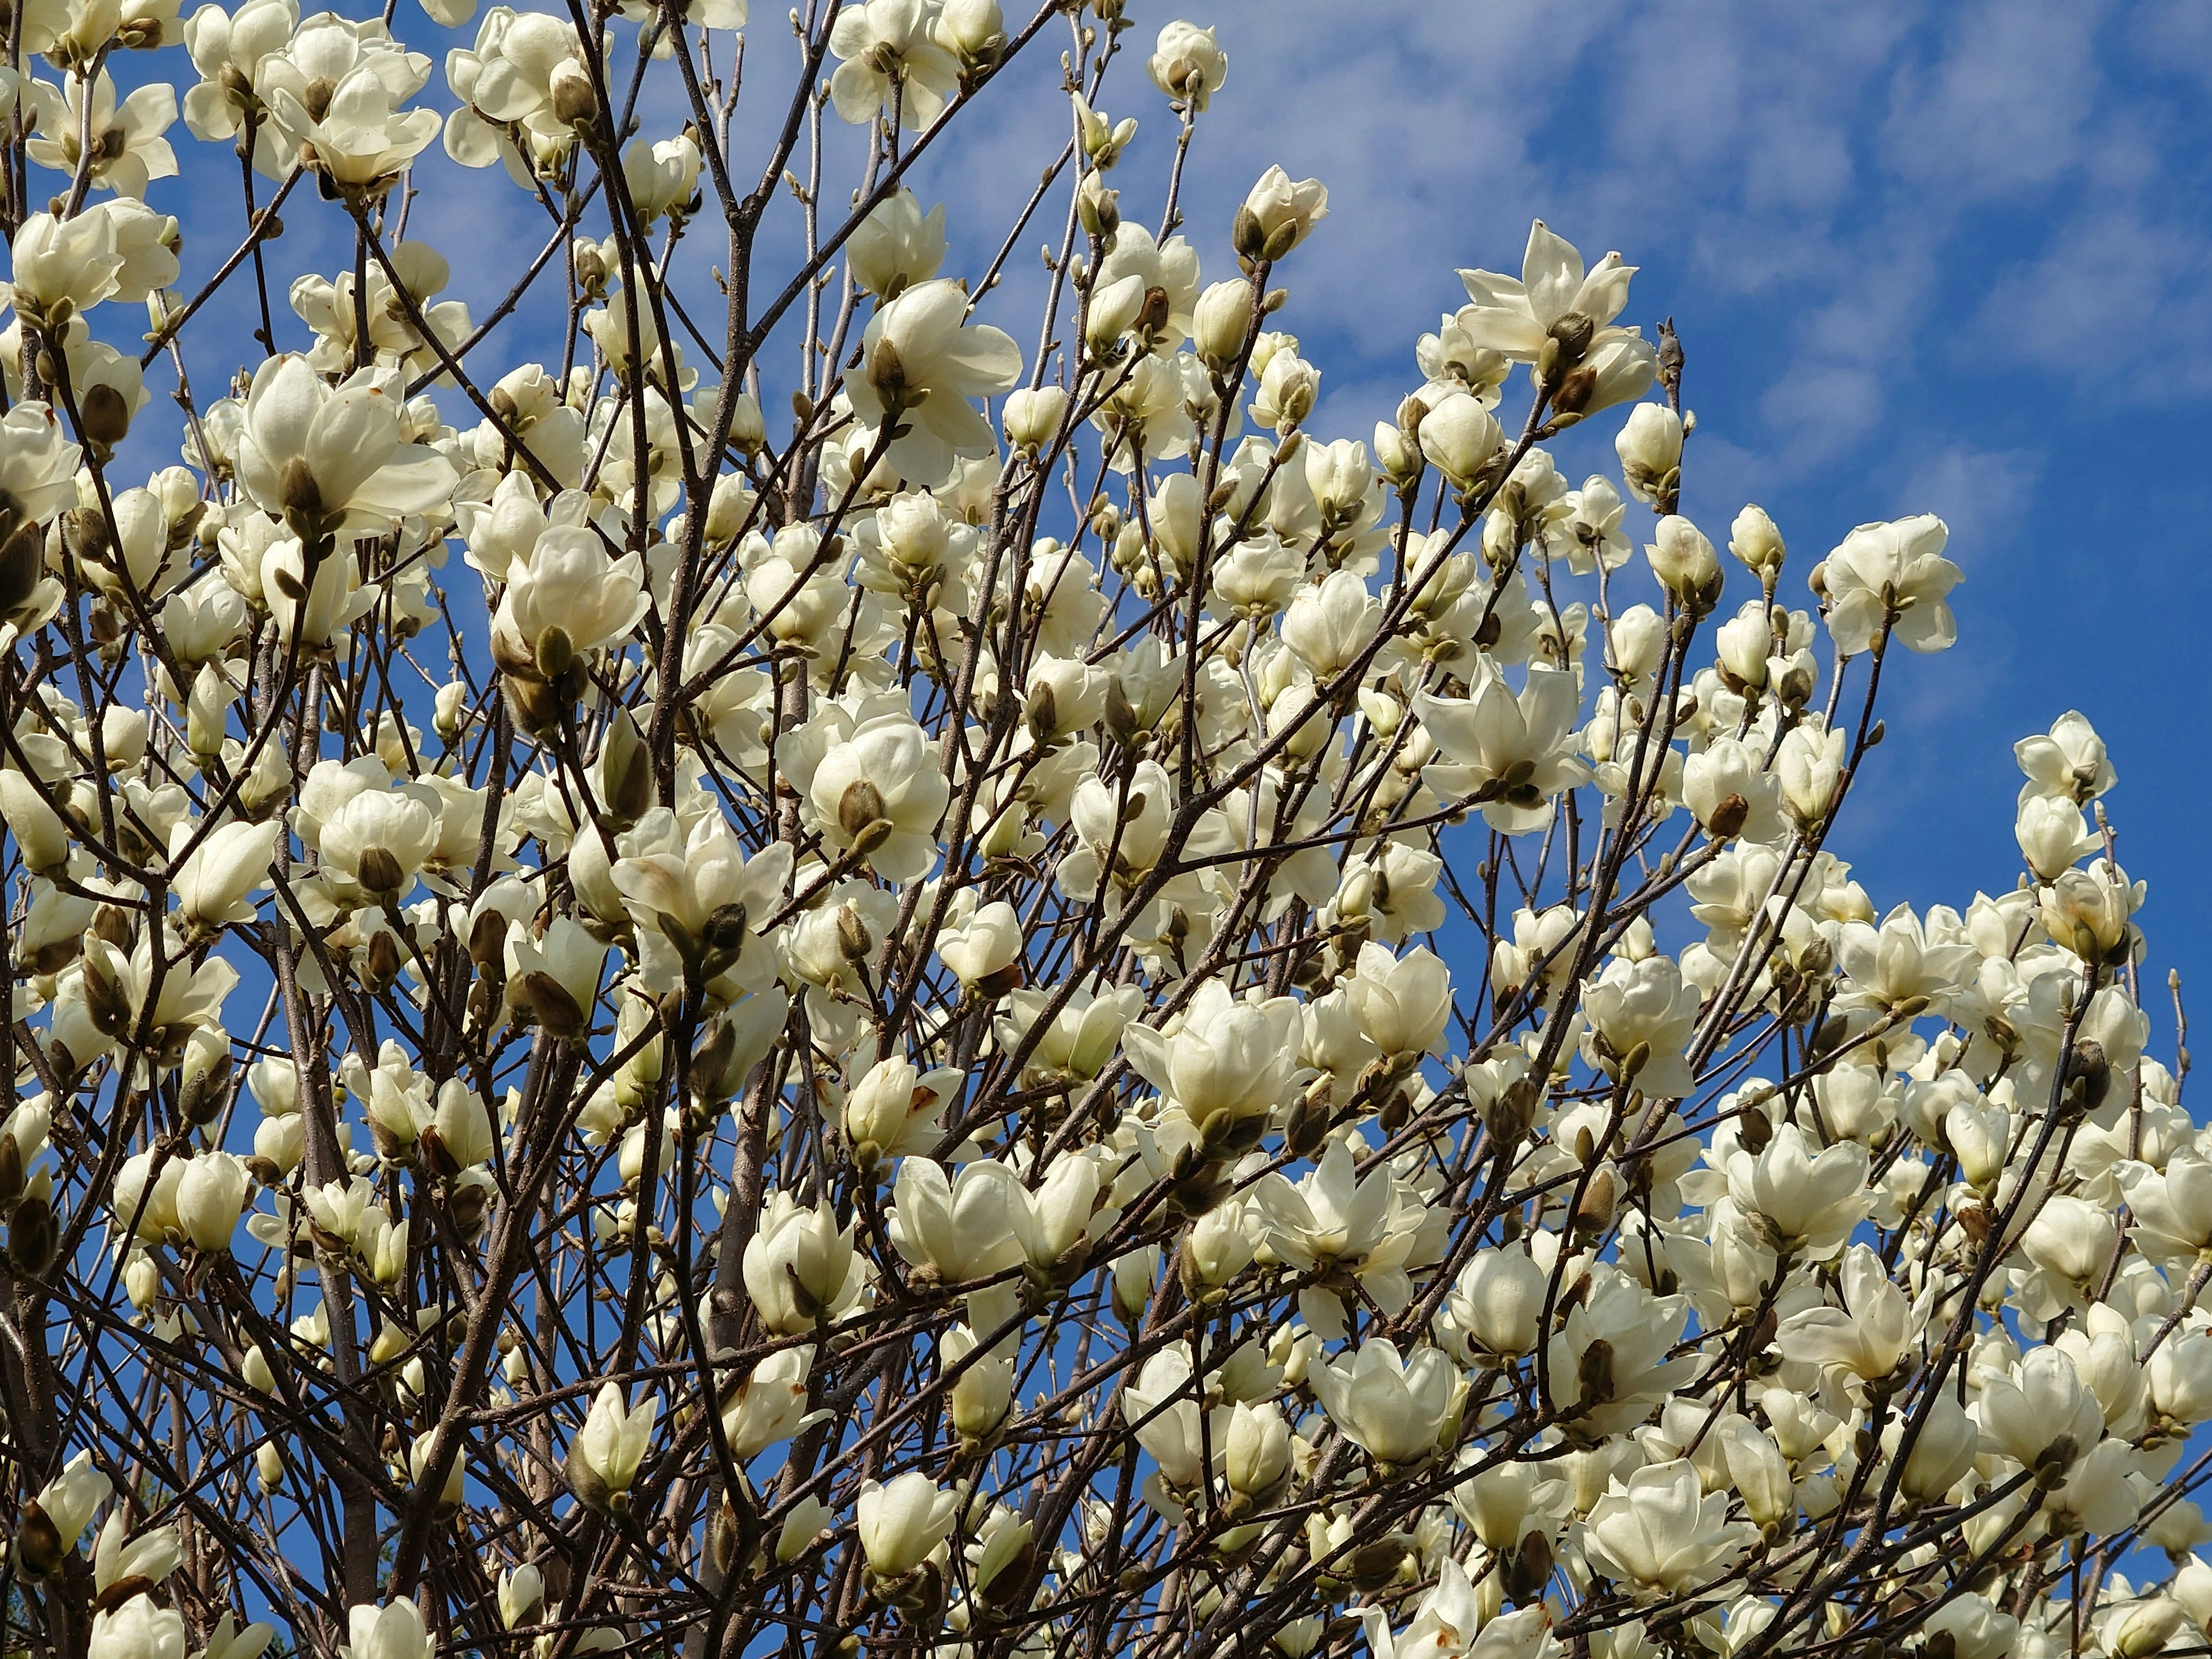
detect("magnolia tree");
top-left (0, 1), bottom-right (2203, 1658)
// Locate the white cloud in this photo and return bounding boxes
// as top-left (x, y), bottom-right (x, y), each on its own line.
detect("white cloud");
top-left (1894, 445), bottom-right (2037, 564)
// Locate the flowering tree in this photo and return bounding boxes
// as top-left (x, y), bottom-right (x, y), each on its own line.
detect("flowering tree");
top-left (0, 2), bottom-right (2202, 1658)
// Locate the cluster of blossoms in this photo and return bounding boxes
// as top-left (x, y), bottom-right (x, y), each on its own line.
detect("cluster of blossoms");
top-left (0, 3), bottom-right (2194, 1659)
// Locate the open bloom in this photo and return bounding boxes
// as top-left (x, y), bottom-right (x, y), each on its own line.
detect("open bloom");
top-left (27, 72), bottom-right (179, 199)
top-left (1121, 979), bottom-right (1302, 1145)
top-left (1584, 1459), bottom-right (1755, 1597)
top-left (1580, 953), bottom-right (1701, 1099)
top-left (91, 1596), bottom-right (187, 1659)
top-left (1455, 220), bottom-right (1656, 415)
top-left (888, 1156), bottom-right (1026, 1282)
top-left (256, 11), bottom-right (440, 192)
top-left (444, 7), bottom-right (592, 179)
top-left (9, 202), bottom-right (177, 319)
top-left (1817, 514), bottom-right (1960, 656)
top-left (1723, 1122), bottom-right (1868, 1259)
top-left (235, 357), bottom-right (458, 538)
top-left (1777, 1242), bottom-right (1924, 1380)
top-left (743, 1191), bottom-right (867, 1334)
top-left (800, 713), bottom-right (952, 884)
top-left (846, 279), bottom-right (1022, 486)
top-left (1976, 1347), bottom-right (2106, 1475)
top-left (611, 821), bottom-right (790, 998)
top-left (1346, 942), bottom-right (1453, 1059)
top-left (847, 188), bottom-right (947, 300)
top-left (828, 0), bottom-right (961, 129)
top-left (1415, 664), bottom-right (1590, 835)
top-left (720, 1344), bottom-right (823, 1459)
top-left (491, 526), bottom-right (649, 676)
top-left (1309, 1338), bottom-right (1460, 1466)
top-left (857, 1471), bottom-right (959, 1577)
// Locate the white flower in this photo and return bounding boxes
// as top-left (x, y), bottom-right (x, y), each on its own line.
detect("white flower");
top-left (1234, 165), bottom-right (1328, 262)
top-left (444, 7), bottom-right (590, 179)
top-left (2015, 709), bottom-right (2114, 805)
top-left (24, 1450), bottom-right (112, 1577)
top-left (856, 1471), bottom-right (959, 1577)
top-left (343, 1600), bottom-right (434, 1659)
top-left (1835, 902), bottom-right (1975, 1014)
top-left (1123, 1347), bottom-right (1210, 1488)
top-left (1281, 569), bottom-right (1378, 677)
top-left (1146, 21), bottom-right (1227, 110)
top-left (257, 12), bottom-right (440, 192)
top-left (888, 1156), bottom-right (1025, 1282)
top-left (847, 187), bottom-right (947, 300)
top-left (27, 72), bottom-right (179, 199)
top-left (1456, 220), bottom-right (1657, 416)
top-left (1580, 953), bottom-right (1702, 1099)
top-left (846, 279), bottom-right (1023, 485)
top-left (720, 1343), bottom-right (821, 1458)
top-left (1724, 1122), bottom-right (1868, 1259)
top-left (566, 1383), bottom-right (658, 1514)
top-left (90, 1596), bottom-right (186, 1659)
top-left (798, 712), bottom-right (952, 884)
top-left (1817, 514), bottom-right (1961, 656)
top-left (935, 896), bottom-right (1022, 988)
top-left (828, 0), bottom-right (962, 129)
top-left (743, 1191), bottom-right (866, 1334)
top-left (1415, 663), bottom-right (1590, 835)
top-left (1345, 942), bottom-right (1452, 1060)
top-left (1584, 1459), bottom-right (1754, 1597)
top-left (1645, 513), bottom-right (1721, 610)
top-left (610, 819), bottom-right (790, 997)
top-left (1615, 402), bottom-right (1683, 509)
top-left (1777, 1243), bottom-right (1922, 1380)
top-left (1728, 503), bottom-right (1786, 579)
top-left (9, 206), bottom-right (175, 319)
top-left (622, 132), bottom-right (701, 225)
top-left (182, 0), bottom-right (300, 143)
top-left (1975, 1346), bottom-right (2105, 1475)
top-left (843, 1051), bottom-right (961, 1164)
top-left (1120, 979), bottom-right (1302, 1145)
top-left (1308, 1338), bottom-right (1460, 1466)
top-left (505, 917), bottom-right (607, 1040)
top-left (175, 1152), bottom-right (250, 1252)
top-left (235, 356), bottom-right (459, 537)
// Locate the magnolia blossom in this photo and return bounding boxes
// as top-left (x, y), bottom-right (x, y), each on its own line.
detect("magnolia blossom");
top-left (846, 279), bottom-right (1023, 486)
top-left (1818, 514), bottom-right (1962, 656)
top-left (1584, 1459), bottom-right (1755, 1596)
top-left (1454, 219), bottom-right (1657, 417)
top-left (828, 0), bottom-right (961, 128)
top-left (1308, 1338), bottom-right (1460, 1466)
top-left (1121, 980), bottom-right (1302, 1145)
top-left (235, 356), bottom-right (457, 536)
top-left (567, 1384), bottom-right (657, 1514)
top-left (6, 12), bottom-right (2200, 1657)
top-left (857, 1471), bottom-right (960, 1577)
top-left (1415, 665), bottom-right (1589, 834)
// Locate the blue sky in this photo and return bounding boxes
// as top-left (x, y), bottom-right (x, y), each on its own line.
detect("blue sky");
top-left (135, 0), bottom-right (2212, 1041)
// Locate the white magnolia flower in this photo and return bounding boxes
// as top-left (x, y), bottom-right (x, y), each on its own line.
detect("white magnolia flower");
top-left (828, 0), bottom-right (961, 129)
top-left (27, 72), bottom-right (179, 199)
top-left (1817, 514), bottom-right (1961, 656)
top-left (566, 1383), bottom-right (658, 1514)
top-left (1583, 1459), bottom-right (1755, 1597)
top-left (846, 279), bottom-right (1022, 485)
